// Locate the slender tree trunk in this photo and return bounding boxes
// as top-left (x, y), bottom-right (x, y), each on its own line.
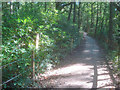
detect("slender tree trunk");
top-left (68, 3), bottom-right (72, 21)
top-left (91, 3), bottom-right (93, 28)
top-left (100, 4), bottom-right (106, 33)
top-left (95, 3), bottom-right (98, 36)
top-left (108, 2), bottom-right (114, 49)
top-left (13, 2), bottom-right (15, 14)
top-left (25, 2), bottom-right (28, 13)
top-left (92, 4), bottom-right (95, 28)
top-left (56, 2), bottom-right (61, 10)
top-left (16, 2), bottom-right (20, 10)
top-left (78, 2), bottom-right (81, 29)
top-left (45, 2), bottom-right (47, 11)
top-left (10, 2), bottom-right (12, 14)
top-left (31, 50), bottom-right (35, 80)
top-left (98, 3), bottom-right (102, 31)
top-left (73, 2), bottom-right (76, 23)
top-left (86, 3), bottom-right (89, 32)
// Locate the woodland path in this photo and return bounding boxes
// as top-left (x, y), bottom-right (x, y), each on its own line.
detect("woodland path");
top-left (39, 33), bottom-right (115, 89)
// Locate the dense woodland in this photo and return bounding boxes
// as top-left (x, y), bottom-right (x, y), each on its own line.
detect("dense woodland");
top-left (1, 2), bottom-right (120, 88)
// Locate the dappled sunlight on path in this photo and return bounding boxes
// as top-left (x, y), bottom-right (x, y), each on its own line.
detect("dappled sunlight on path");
top-left (44, 64), bottom-right (93, 77)
top-left (37, 33), bottom-right (115, 88)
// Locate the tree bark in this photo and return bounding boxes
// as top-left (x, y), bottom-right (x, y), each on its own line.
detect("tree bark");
top-left (100, 4), bottom-right (106, 33)
top-left (56, 2), bottom-right (61, 10)
top-left (98, 3), bottom-right (102, 31)
top-left (10, 2), bottom-right (12, 14)
top-left (91, 3), bottom-right (93, 28)
top-left (108, 2), bottom-right (114, 49)
top-left (78, 2), bottom-right (81, 29)
top-left (73, 2), bottom-right (76, 23)
top-left (67, 3), bottom-right (73, 21)
top-left (45, 2), bottom-right (47, 11)
top-left (16, 2), bottom-right (20, 11)
top-left (95, 3), bottom-right (98, 36)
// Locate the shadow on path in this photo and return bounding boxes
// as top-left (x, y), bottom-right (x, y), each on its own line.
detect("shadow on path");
top-left (37, 33), bottom-right (115, 88)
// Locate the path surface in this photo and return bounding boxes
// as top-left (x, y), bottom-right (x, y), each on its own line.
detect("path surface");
top-left (38, 33), bottom-right (115, 88)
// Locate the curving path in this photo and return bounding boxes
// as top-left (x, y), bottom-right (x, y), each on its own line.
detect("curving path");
top-left (38, 33), bottom-right (115, 88)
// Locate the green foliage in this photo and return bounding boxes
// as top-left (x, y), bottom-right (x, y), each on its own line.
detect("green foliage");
top-left (107, 51), bottom-right (120, 74)
top-left (2, 2), bottom-right (82, 88)
top-left (82, 2), bottom-right (120, 78)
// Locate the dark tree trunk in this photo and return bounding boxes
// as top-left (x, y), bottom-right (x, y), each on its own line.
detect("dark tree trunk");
top-left (98, 3), bottom-right (102, 31)
top-left (67, 3), bottom-right (73, 21)
top-left (56, 2), bottom-right (61, 10)
top-left (100, 4), bottom-right (106, 33)
top-left (91, 3), bottom-right (93, 28)
top-left (73, 2), bottom-right (76, 23)
top-left (78, 2), bottom-right (81, 29)
top-left (109, 2), bottom-right (114, 49)
top-left (10, 2), bottom-right (12, 14)
top-left (13, 2), bottom-right (15, 14)
top-left (95, 3), bottom-right (98, 36)
top-left (45, 2), bottom-right (47, 11)
top-left (17, 2), bottom-right (20, 10)
top-left (86, 3), bottom-right (89, 32)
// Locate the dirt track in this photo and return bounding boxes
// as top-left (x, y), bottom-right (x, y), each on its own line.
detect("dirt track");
top-left (38, 33), bottom-right (115, 88)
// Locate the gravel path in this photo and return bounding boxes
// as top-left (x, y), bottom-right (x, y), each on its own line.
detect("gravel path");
top-left (39, 33), bottom-right (115, 89)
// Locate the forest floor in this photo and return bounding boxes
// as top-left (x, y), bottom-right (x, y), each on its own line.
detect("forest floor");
top-left (37, 33), bottom-right (115, 89)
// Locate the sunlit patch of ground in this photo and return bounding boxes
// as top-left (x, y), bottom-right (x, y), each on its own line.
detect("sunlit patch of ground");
top-left (36, 35), bottom-right (115, 88)
top-left (97, 65), bottom-right (115, 88)
top-left (43, 64), bottom-right (93, 77)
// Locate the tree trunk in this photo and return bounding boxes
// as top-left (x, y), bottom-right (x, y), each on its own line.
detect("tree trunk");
top-left (31, 50), bottom-right (35, 80)
top-left (108, 2), bottom-right (114, 49)
top-left (13, 2), bottom-right (15, 14)
top-left (91, 3), bottom-right (93, 28)
top-left (95, 3), bottom-right (98, 36)
top-left (78, 2), bottom-right (81, 29)
top-left (98, 3), bottom-right (102, 31)
top-left (10, 2), bottom-right (12, 14)
top-left (73, 2), bottom-right (76, 23)
top-left (100, 4), bottom-right (106, 33)
top-left (68, 3), bottom-right (73, 21)
top-left (45, 2), bottom-right (47, 11)
top-left (86, 3), bottom-right (89, 32)
top-left (56, 2), bottom-right (61, 10)
top-left (16, 2), bottom-right (20, 10)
